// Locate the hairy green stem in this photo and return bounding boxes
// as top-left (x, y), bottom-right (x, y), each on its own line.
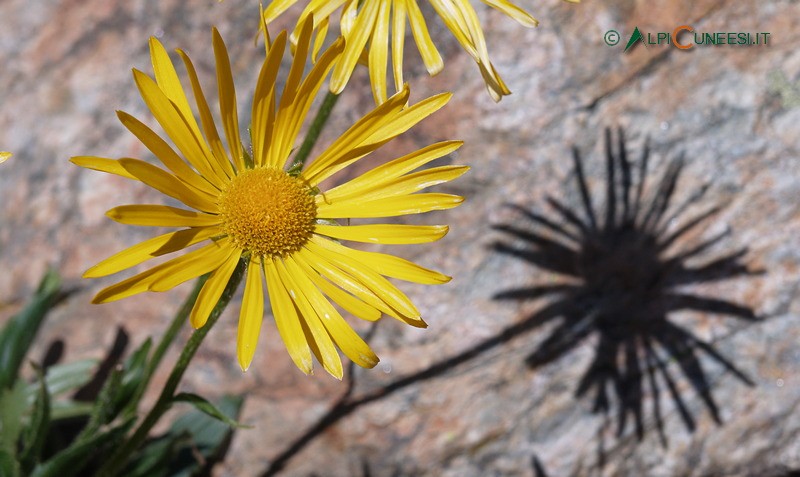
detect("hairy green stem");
top-left (95, 261), bottom-right (247, 477)
top-left (123, 274), bottom-right (209, 417)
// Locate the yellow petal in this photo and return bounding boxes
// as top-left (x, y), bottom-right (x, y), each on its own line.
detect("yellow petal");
top-left (314, 224), bottom-right (449, 245)
top-left (303, 86), bottom-right (409, 186)
top-left (292, 252), bottom-right (382, 321)
top-left (364, 92), bottom-right (451, 146)
top-left (106, 205), bottom-right (221, 227)
top-left (70, 156), bottom-right (137, 180)
top-left (322, 141), bottom-right (462, 201)
top-left (476, 59), bottom-right (510, 101)
top-left (264, 257), bottom-right (313, 374)
top-left (434, 0), bottom-right (511, 100)
top-left (267, 28), bottom-right (344, 169)
top-left (237, 257), bottom-right (265, 371)
top-left (275, 257), bottom-right (343, 379)
top-left (268, 15), bottom-right (313, 167)
top-left (116, 111), bottom-right (221, 198)
top-left (330, 0), bottom-right (380, 95)
top-left (150, 37), bottom-right (194, 126)
top-left (262, 0), bottom-right (302, 22)
top-left (91, 240), bottom-right (231, 303)
top-left (277, 38), bottom-right (343, 163)
top-left (251, 31), bottom-right (287, 168)
top-left (212, 28), bottom-right (244, 172)
top-left (84, 227), bottom-right (220, 278)
top-left (391, 0), bottom-right (407, 94)
top-left (285, 256), bottom-right (378, 369)
top-left (430, 0), bottom-right (478, 57)
top-left (119, 158), bottom-right (219, 213)
top-left (132, 69), bottom-right (228, 189)
top-left (312, 17), bottom-right (330, 62)
top-left (407, 0), bottom-right (444, 75)
top-left (190, 247), bottom-right (242, 328)
top-left (306, 237), bottom-right (421, 320)
top-left (295, 247), bottom-right (407, 321)
top-left (0, 152), bottom-right (11, 163)
top-left (459, 0), bottom-right (496, 63)
top-left (367, 0), bottom-right (391, 104)
top-left (91, 266), bottom-right (163, 304)
top-left (316, 193), bottom-right (464, 218)
top-left (481, 0), bottom-right (539, 27)
top-left (331, 166), bottom-right (470, 204)
top-left (150, 36), bottom-right (210, 152)
top-left (177, 49), bottom-right (236, 179)
top-left (312, 235), bottom-right (451, 285)
top-left (148, 238), bottom-right (235, 292)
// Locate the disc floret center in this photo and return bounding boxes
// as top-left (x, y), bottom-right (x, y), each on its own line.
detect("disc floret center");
top-left (219, 167), bottom-right (316, 256)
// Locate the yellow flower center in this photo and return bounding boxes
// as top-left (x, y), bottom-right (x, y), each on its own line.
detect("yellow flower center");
top-left (219, 167), bottom-right (316, 256)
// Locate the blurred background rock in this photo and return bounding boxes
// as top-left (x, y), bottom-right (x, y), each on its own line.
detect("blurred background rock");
top-left (1, 0), bottom-right (799, 475)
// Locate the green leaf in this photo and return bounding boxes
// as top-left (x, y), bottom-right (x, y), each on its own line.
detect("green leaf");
top-left (0, 447), bottom-right (20, 477)
top-left (118, 433), bottom-right (189, 477)
top-left (19, 370), bottom-right (51, 473)
top-left (0, 379), bottom-right (28, 457)
top-left (29, 417), bottom-right (134, 477)
top-left (49, 400), bottom-right (94, 421)
top-left (166, 394), bottom-right (246, 477)
top-left (0, 269), bottom-right (62, 389)
top-left (42, 359), bottom-right (98, 397)
top-left (114, 339), bottom-right (152, 415)
top-left (24, 359), bottom-right (98, 409)
top-left (75, 365), bottom-right (123, 443)
top-left (172, 393), bottom-right (250, 429)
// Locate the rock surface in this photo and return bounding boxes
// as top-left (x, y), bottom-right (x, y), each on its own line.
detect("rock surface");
top-left (1, 0), bottom-right (799, 476)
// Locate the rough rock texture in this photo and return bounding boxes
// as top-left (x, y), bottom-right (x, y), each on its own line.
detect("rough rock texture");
top-left (1, 0), bottom-right (799, 476)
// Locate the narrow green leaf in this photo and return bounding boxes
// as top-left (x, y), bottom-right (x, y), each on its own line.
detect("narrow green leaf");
top-left (49, 401), bottom-right (94, 421)
top-left (29, 417), bottom-right (134, 477)
top-left (115, 339), bottom-right (152, 414)
top-left (118, 433), bottom-right (189, 477)
top-left (24, 359), bottom-right (98, 408)
top-left (20, 370), bottom-right (51, 472)
top-left (0, 269), bottom-right (62, 389)
top-left (0, 447), bottom-right (20, 477)
top-left (42, 359), bottom-right (98, 397)
top-left (0, 379), bottom-right (28, 456)
top-left (167, 394), bottom-right (246, 477)
top-left (75, 365), bottom-right (124, 443)
top-left (172, 393), bottom-right (250, 429)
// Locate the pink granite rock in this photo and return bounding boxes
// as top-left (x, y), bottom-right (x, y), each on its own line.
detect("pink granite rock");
top-left (1, 1), bottom-right (799, 476)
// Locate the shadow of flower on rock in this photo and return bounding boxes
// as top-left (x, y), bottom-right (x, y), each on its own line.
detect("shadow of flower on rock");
top-left (492, 128), bottom-right (760, 444)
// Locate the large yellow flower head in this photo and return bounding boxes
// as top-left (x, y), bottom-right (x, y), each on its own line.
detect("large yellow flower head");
top-left (72, 15), bottom-right (467, 378)
top-left (262, 0), bottom-right (577, 104)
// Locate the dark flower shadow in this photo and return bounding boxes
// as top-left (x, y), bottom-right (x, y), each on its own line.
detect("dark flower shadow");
top-left (492, 128), bottom-right (761, 445)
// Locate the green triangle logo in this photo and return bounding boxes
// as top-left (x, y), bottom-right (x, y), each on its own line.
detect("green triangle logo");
top-left (624, 27), bottom-right (647, 52)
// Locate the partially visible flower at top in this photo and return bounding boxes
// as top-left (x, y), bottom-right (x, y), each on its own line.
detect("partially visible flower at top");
top-left (261, 0), bottom-right (579, 104)
top-left (0, 152), bottom-right (11, 163)
top-left (71, 14), bottom-right (467, 378)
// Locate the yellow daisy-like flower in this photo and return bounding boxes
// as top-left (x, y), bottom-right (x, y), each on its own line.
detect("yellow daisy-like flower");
top-left (71, 16), bottom-right (466, 378)
top-left (262, 0), bottom-right (577, 103)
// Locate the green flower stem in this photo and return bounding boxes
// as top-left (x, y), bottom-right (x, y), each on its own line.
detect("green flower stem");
top-left (95, 260), bottom-right (247, 477)
top-left (122, 274), bottom-right (208, 418)
top-left (291, 90), bottom-right (340, 170)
